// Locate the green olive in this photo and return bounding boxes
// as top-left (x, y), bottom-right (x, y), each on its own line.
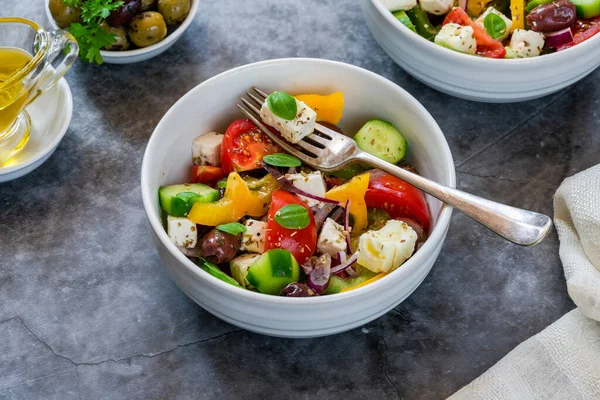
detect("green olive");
top-left (49, 0), bottom-right (81, 28)
top-left (128, 11), bottom-right (167, 48)
top-left (141, 0), bottom-right (157, 11)
top-left (100, 22), bottom-right (130, 51)
top-left (157, 0), bottom-right (191, 25)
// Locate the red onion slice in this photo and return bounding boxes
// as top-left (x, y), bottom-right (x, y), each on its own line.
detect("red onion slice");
top-left (313, 203), bottom-right (338, 230)
top-left (306, 254), bottom-right (331, 293)
top-left (331, 252), bottom-right (358, 274)
top-left (544, 28), bottom-right (574, 48)
top-left (458, 0), bottom-right (468, 10)
top-left (262, 162), bottom-right (339, 204)
top-left (345, 265), bottom-right (360, 278)
top-left (343, 200), bottom-right (353, 253)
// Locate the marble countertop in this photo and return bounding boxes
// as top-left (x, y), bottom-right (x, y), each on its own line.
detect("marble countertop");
top-left (2, 1), bottom-right (598, 399)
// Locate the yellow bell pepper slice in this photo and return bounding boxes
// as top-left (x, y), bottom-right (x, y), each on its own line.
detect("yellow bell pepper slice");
top-left (467, 0), bottom-right (493, 17)
top-left (295, 92), bottom-right (344, 125)
top-left (188, 173), bottom-right (277, 226)
top-left (510, 0), bottom-right (525, 30)
top-left (341, 273), bottom-right (386, 292)
top-left (325, 172), bottom-right (369, 235)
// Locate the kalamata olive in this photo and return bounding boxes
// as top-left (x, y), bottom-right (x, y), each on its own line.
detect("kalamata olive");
top-left (527, 0), bottom-right (576, 32)
top-left (200, 228), bottom-right (241, 264)
top-left (49, 0), bottom-right (81, 28)
top-left (100, 22), bottom-right (130, 51)
top-left (157, 0), bottom-right (191, 25)
top-left (128, 11), bottom-right (168, 47)
top-left (280, 283), bottom-right (318, 297)
top-left (106, 0), bottom-right (142, 27)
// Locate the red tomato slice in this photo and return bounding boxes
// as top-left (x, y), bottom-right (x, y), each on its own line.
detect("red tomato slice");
top-left (191, 165), bottom-right (225, 185)
top-left (364, 173), bottom-right (431, 232)
top-left (265, 190), bottom-right (317, 265)
top-left (443, 8), bottom-right (506, 58)
top-left (220, 119), bottom-right (282, 174)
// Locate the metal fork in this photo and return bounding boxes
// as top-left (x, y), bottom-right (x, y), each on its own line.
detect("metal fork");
top-left (238, 87), bottom-right (552, 246)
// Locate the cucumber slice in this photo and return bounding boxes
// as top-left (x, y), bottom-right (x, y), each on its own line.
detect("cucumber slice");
top-left (393, 10), bottom-right (417, 32)
top-left (570, 0), bottom-right (600, 18)
top-left (353, 119), bottom-right (407, 164)
top-left (159, 183), bottom-right (219, 217)
top-left (324, 268), bottom-right (377, 294)
top-left (247, 249), bottom-right (300, 295)
top-left (198, 258), bottom-right (242, 288)
top-left (330, 164), bottom-right (367, 180)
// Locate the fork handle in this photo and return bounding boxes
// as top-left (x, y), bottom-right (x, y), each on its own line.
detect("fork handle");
top-left (356, 152), bottom-right (552, 246)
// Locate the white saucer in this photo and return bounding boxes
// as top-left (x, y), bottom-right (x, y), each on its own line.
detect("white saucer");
top-left (0, 78), bottom-right (73, 182)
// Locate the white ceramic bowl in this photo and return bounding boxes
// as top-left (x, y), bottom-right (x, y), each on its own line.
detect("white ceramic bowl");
top-left (363, 0), bottom-right (600, 102)
top-left (141, 58), bottom-right (456, 338)
top-left (45, 0), bottom-right (198, 64)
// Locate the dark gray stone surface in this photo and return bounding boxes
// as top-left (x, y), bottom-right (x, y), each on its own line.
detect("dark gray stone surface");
top-left (1, 0), bottom-right (596, 399)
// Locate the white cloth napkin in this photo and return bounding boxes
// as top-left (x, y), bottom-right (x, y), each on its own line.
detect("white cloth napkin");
top-left (449, 164), bottom-right (600, 400)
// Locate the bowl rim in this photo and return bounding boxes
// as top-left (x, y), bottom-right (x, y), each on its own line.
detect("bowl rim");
top-left (44, 0), bottom-right (198, 59)
top-left (369, 0), bottom-right (600, 65)
top-left (141, 57), bottom-right (456, 304)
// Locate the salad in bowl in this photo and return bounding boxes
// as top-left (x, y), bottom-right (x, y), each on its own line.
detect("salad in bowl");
top-left (381, 0), bottom-right (600, 58)
top-left (158, 90), bottom-right (431, 297)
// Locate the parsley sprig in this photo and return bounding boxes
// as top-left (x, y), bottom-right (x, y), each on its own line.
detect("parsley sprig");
top-left (66, 0), bottom-right (124, 64)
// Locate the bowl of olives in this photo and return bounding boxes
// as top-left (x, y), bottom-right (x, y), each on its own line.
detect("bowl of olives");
top-left (46, 0), bottom-right (198, 64)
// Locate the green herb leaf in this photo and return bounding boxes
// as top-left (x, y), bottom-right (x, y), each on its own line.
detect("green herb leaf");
top-left (68, 22), bottom-right (116, 64)
top-left (263, 153), bottom-right (302, 168)
top-left (274, 204), bottom-right (310, 229)
top-left (484, 13), bottom-right (507, 40)
top-left (216, 222), bottom-right (247, 235)
top-left (198, 258), bottom-right (242, 288)
top-left (81, 0), bottom-right (124, 22)
top-left (217, 178), bottom-right (227, 189)
top-left (266, 91), bottom-right (297, 121)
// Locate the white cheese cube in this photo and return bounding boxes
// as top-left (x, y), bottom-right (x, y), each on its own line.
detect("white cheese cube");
top-left (260, 98), bottom-right (316, 144)
top-left (419, 0), bottom-right (452, 15)
top-left (358, 220), bottom-right (417, 273)
top-left (317, 218), bottom-right (348, 256)
top-left (509, 29), bottom-right (545, 58)
top-left (381, 0), bottom-right (417, 11)
top-left (435, 23), bottom-right (477, 55)
top-left (241, 219), bottom-right (267, 254)
top-left (475, 8), bottom-right (513, 41)
top-left (230, 253), bottom-right (260, 288)
top-left (286, 171), bottom-right (327, 208)
top-left (167, 216), bottom-right (198, 248)
top-left (192, 131), bottom-right (224, 166)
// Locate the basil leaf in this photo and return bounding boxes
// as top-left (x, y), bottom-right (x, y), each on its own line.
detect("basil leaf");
top-left (217, 178), bottom-right (227, 189)
top-left (274, 204), bottom-right (310, 229)
top-left (216, 222), bottom-right (247, 235)
top-left (484, 13), bottom-right (507, 40)
top-left (263, 153), bottom-right (302, 168)
top-left (266, 91), bottom-right (297, 121)
top-left (198, 258), bottom-right (242, 288)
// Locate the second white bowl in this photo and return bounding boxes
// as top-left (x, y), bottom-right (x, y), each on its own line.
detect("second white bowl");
top-left (363, 0), bottom-right (600, 102)
top-left (141, 58), bottom-right (455, 337)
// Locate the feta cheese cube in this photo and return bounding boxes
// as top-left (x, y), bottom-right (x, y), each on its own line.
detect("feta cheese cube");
top-left (357, 220), bottom-right (417, 273)
top-left (241, 219), bottom-right (267, 254)
top-left (260, 98), bottom-right (316, 143)
top-left (475, 8), bottom-right (512, 41)
top-left (381, 0), bottom-right (417, 11)
top-left (167, 216), bottom-right (198, 248)
top-left (509, 29), bottom-right (545, 58)
top-left (434, 23), bottom-right (477, 55)
top-left (419, 0), bottom-right (453, 15)
top-left (317, 218), bottom-right (348, 256)
top-left (286, 171), bottom-right (327, 208)
top-left (192, 131), bottom-right (224, 166)
top-left (230, 253), bottom-right (260, 288)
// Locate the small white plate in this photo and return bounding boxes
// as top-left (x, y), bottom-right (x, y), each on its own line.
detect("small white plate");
top-left (0, 78), bottom-right (73, 182)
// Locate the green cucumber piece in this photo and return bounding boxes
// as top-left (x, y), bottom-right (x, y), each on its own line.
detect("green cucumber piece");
top-left (569, 0), bottom-right (600, 18)
top-left (324, 268), bottom-right (377, 294)
top-left (407, 6), bottom-right (438, 41)
top-left (353, 119), bottom-right (407, 164)
top-left (393, 10), bottom-right (417, 32)
top-left (330, 164), bottom-right (367, 180)
top-left (198, 258), bottom-right (242, 288)
top-left (247, 249), bottom-right (300, 295)
top-left (159, 183), bottom-right (219, 217)
top-left (525, 0), bottom-right (552, 12)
